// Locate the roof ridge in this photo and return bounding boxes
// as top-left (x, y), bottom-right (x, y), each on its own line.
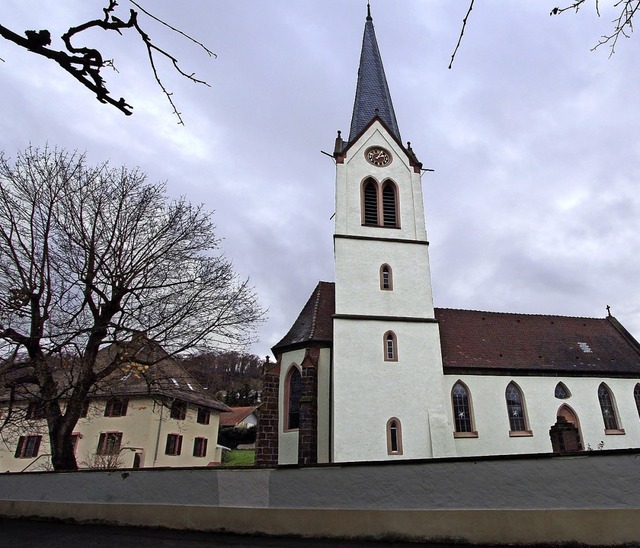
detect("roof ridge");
top-left (308, 282), bottom-right (323, 340)
top-left (435, 307), bottom-right (605, 321)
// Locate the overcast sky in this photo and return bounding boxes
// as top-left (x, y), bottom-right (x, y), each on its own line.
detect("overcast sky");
top-left (2, 1), bottom-right (640, 359)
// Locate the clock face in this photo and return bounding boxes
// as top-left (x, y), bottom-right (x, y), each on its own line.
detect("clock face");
top-left (365, 147), bottom-right (392, 167)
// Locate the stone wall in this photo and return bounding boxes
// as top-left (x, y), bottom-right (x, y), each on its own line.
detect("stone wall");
top-left (1, 450), bottom-right (640, 546)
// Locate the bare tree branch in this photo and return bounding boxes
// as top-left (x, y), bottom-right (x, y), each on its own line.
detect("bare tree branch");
top-left (0, 1), bottom-right (215, 123)
top-left (449, 0), bottom-right (475, 69)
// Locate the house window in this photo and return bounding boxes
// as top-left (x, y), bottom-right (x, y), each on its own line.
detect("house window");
top-left (26, 402), bottom-right (46, 420)
top-left (97, 432), bottom-right (122, 455)
top-left (286, 366), bottom-right (302, 430)
top-left (170, 400), bottom-right (187, 420)
top-left (15, 435), bottom-right (42, 458)
top-left (71, 433), bottom-right (81, 454)
top-left (165, 433), bottom-right (183, 456)
top-left (383, 331), bottom-right (397, 361)
top-left (554, 382), bottom-right (571, 399)
top-left (452, 382), bottom-right (476, 435)
top-left (505, 382), bottom-right (530, 434)
top-left (386, 418), bottom-right (403, 455)
top-left (363, 179), bottom-right (379, 225)
top-left (382, 181), bottom-right (398, 227)
top-left (104, 398), bottom-right (128, 417)
top-left (197, 407), bottom-right (211, 425)
top-left (635, 384), bottom-right (640, 418)
top-left (598, 383), bottom-right (622, 432)
top-left (380, 264), bottom-right (393, 290)
top-left (193, 437), bottom-right (208, 457)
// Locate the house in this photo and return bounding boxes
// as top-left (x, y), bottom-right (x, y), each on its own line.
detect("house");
top-left (255, 7), bottom-right (640, 466)
top-left (220, 405), bottom-right (260, 429)
top-left (0, 335), bottom-right (230, 472)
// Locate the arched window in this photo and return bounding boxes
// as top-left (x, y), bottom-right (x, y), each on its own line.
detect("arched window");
top-left (452, 381), bottom-right (475, 435)
top-left (505, 382), bottom-right (529, 433)
top-left (362, 179), bottom-right (379, 226)
top-left (381, 181), bottom-right (398, 227)
top-left (380, 264), bottom-right (393, 290)
top-left (383, 331), bottom-right (397, 361)
top-left (635, 384), bottom-right (640, 419)
top-left (554, 382), bottom-right (571, 399)
top-left (386, 417), bottom-right (403, 455)
top-left (285, 366), bottom-right (302, 430)
top-left (598, 383), bottom-right (621, 431)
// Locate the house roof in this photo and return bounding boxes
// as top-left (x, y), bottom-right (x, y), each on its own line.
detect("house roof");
top-left (272, 282), bottom-right (335, 354)
top-left (1, 335), bottom-right (231, 413)
top-left (348, 6), bottom-right (401, 144)
top-left (219, 405), bottom-right (260, 427)
top-left (272, 281), bottom-right (640, 377)
top-left (435, 308), bottom-right (640, 376)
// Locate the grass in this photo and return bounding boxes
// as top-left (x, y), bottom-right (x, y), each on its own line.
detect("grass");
top-left (221, 449), bottom-right (255, 467)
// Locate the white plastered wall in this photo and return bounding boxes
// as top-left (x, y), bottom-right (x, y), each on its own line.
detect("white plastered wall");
top-left (0, 397), bottom-right (222, 472)
top-left (277, 347), bottom-right (332, 465)
top-left (444, 374), bottom-right (640, 457)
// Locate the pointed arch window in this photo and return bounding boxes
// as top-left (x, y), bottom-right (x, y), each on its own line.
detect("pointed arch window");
top-left (380, 264), bottom-right (393, 290)
top-left (363, 179), bottom-right (379, 226)
top-left (382, 181), bottom-right (398, 227)
top-left (285, 366), bottom-right (302, 431)
top-left (635, 383), bottom-right (640, 419)
top-left (554, 382), bottom-right (571, 399)
top-left (452, 382), bottom-right (477, 436)
top-left (383, 331), bottom-right (397, 362)
top-left (505, 382), bottom-right (531, 435)
top-left (598, 383), bottom-right (623, 433)
top-left (386, 417), bottom-right (403, 455)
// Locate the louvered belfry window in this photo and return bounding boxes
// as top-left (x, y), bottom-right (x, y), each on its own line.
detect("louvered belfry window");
top-left (382, 182), bottom-right (397, 227)
top-left (363, 180), bottom-right (379, 225)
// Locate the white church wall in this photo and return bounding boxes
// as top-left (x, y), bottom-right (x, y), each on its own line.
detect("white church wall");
top-left (277, 349), bottom-right (305, 465)
top-left (332, 319), bottom-right (455, 462)
top-left (444, 374), bottom-right (640, 457)
top-left (334, 238), bottom-right (434, 319)
top-left (317, 347), bottom-right (332, 464)
top-left (334, 124), bottom-right (427, 242)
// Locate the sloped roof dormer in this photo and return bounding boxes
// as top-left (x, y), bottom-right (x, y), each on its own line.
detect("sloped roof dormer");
top-left (348, 5), bottom-right (401, 145)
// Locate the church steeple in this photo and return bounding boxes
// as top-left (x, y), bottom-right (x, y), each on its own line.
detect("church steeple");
top-left (348, 4), bottom-right (401, 143)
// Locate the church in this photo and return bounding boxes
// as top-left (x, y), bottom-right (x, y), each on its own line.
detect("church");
top-left (255, 7), bottom-right (640, 466)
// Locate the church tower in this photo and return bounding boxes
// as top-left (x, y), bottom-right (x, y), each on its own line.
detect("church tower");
top-left (331, 6), bottom-right (455, 461)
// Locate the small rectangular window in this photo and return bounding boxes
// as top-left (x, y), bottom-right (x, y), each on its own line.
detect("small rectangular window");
top-left (193, 437), bottom-right (208, 457)
top-left (165, 433), bottom-right (183, 456)
top-left (104, 398), bottom-right (128, 417)
top-left (170, 400), bottom-right (187, 420)
top-left (97, 432), bottom-right (122, 455)
top-left (15, 435), bottom-right (42, 458)
top-left (197, 407), bottom-right (210, 425)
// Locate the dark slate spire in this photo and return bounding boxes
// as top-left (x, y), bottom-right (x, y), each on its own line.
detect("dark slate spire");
top-left (348, 5), bottom-right (401, 143)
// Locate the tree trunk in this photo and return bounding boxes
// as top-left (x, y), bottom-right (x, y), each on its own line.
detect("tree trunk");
top-left (49, 419), bottom-right (79, 471)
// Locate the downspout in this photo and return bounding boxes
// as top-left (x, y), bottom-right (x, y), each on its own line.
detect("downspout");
top-left (152, 403), bottom-right (164, 467)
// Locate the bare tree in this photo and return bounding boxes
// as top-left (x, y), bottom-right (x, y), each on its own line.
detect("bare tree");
top-left (0, 1), bottom-right (214, 124)
top-left (550, 0), bottom-right (640, 55)
top-left (451, 1), bottom-right (639, 67)
top-left (0, 146), bottom-right (263, 471)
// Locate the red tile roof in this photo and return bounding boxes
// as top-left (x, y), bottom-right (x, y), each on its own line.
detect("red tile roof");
top-left (436, 308), bottom-right (640, 376)
top-left (219, 405), bottom-right (260, 427)
top-left (271, 281), bottom-right (640, 376)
